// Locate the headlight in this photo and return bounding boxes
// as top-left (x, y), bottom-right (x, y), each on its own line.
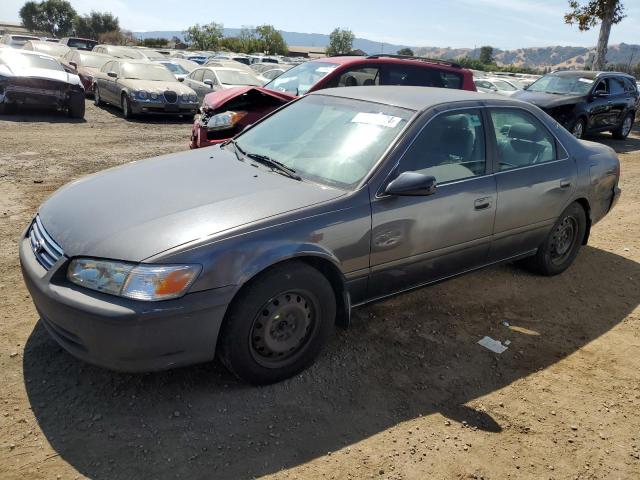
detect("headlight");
top-left (181, 93), bottom-right (190, 102)
top-left (189, 94), bottom-right (197, 102)
top-left (150, 91), bottom-right (159, 100)
top-left (67, 258), bottom-right (201, 301)
top-left (136, 90), bottom-right (148, 100)
top-left (206, 111), bottom-right (247, 131)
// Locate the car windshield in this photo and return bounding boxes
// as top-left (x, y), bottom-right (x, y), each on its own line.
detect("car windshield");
top-left (8, 36), bottom-right (39, 47)
top-left (120, 63), bottom-right (177, 81)
top-left (1, 51), bottom-right (63, 72)
top-left (235, 95), bottom-right (414, 188)
top-left (264, 61), bottom-right (338, 96)
top-left (79, 53), bottom-right (108, 68)
top-left (527, 74), bottom-right (594, 95)
top-left (216, 70), bottom-right (261, 86)
top-left (161, 62), bottom-right (189, 75)
top-left (492, 79), bottom-right (517, 91)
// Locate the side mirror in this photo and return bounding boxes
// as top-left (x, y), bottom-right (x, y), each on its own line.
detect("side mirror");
top-left (385, 172), bottom-right (437, 197)
top-left (69, 61), bottom-right (77, 69)
top-left (107, 71), bottom-right (117, 78)
top-left (594, 90), bottom-right (608, 98)
top-left (178, 77), bottom-right (184, 82)
top-left (203, 79), bottom-right (213, 88)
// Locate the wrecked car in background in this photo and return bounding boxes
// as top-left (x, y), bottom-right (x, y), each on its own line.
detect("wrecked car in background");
top-left (61, 49), bottom-right (111, 95)
top-left (0, 49), bottom-right (85, 118)
top-left (190, 54), bottom-right (476, 149)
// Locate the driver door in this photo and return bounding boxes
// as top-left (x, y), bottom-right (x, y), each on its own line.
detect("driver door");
top-left (369, 108), bottom-right (497, 298)
top-left (589, 78), bottom-right (612, 130)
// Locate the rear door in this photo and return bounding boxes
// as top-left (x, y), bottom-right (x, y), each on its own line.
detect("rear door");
top-left (184, 68), bottom-right (208, 101)
top-left (487, 107), bottom-right (578, 261)
top-left (607, 76), bottom-right (630, 126)
top-left (369, 108), bottom-right (496, 298)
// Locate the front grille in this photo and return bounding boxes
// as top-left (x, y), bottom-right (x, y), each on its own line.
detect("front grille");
top-left (28, 216), bottom-right (64, 270)
top-left (163, 90), bottom-right (177, 103)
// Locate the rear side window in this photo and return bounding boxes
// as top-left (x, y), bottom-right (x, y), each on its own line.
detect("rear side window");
top-left (623, 78), bottom-right (637, 93)
top-left (382, 64), bottom-right (462, 89)
top-left (397, 109), bottom-right (486, 183)
top-left (101, 61), bottom-right (112, 73)
top-left (490, 109), bottom-right (557, 171)
top-left (333, 67), bottom-right (380, 87)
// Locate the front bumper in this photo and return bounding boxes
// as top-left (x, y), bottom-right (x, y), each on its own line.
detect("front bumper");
top-left (19, 236), bottom-right (235, 372)
top-left (190, 122), bottom-right (230, 149)
top-left (130, 99), bottom-right (198, 116)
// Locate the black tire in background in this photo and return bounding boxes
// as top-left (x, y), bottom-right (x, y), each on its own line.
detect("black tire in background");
top-left (570, 117), bottom-right (586, 139)
top-left (611, 112), bottom-right (634, 139)
top-left (218, 261), bottom-right (336, 385)
top-left (519, 202), bottom-right (587, 276)
top-left (67, 93), bottom-right (85, 119)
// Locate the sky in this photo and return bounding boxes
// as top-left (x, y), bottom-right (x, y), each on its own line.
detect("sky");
top-left (1, 0), bottom-right (639, 50)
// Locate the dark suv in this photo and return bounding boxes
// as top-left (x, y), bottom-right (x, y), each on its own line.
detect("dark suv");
top-left (513, 70), bottom-right (638, 139)
top-left (190, 54), bottom-right (476, 148)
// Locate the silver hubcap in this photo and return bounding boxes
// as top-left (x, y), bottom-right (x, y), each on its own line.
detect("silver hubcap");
top-left (622, 116), bottom-right (632, 136)
top-left (572, 121), bottom-right (583, 138)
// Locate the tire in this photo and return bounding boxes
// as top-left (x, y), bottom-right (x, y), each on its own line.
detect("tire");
top-left (121, 93), bottom-right (133, 119)
top-left (520, 202), bottom-right (586, 276)
top-left (570, 117), bottom-right (586, 139)
top-left (94, 85), bottom-right (102, 106)
top-left (611, 113), bottom-right (634, 139)
top-left (218, 261), bottom-right (336, 385)
top-left (67, 93), bottom-right (85, 119)
top-left (0, 102), bottom-right (16, 115)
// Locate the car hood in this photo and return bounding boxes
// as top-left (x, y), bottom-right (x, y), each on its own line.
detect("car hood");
top-left (512, 90), bottom-right (584, 109)
top-left (203, 86), bottom-right (294, 110)
top-left (2, 65), bottom-right (80, 86)
top-left (119, 78), bottom-right (195, 94)
top-left (38, 147), bottom-right (345, 261)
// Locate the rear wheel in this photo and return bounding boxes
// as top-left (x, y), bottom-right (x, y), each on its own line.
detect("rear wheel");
top-left (519, 202), bottom-right (586, 276)
top-left (571, 118), bottom-right (586, 139)
top-left (94, 85), bottom-right (103, 106)
top-left (218, 262), bottom-right (336, 385)
top-left (612, 113), bottom-right (634, 139)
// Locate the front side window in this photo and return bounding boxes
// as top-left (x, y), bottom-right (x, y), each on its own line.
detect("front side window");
top-left (608, 77), bottom-right (625, 95)
top-left (189, 69), bottom-right (204, 82)
top-left (490, 109), bottom-right (557, 171)
top-left (235, 95), bottom-right (413, 188)
top-left (397, 109), bottom-right (486, 183)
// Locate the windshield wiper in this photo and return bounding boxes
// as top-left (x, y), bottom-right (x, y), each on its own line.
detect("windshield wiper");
top-left (246, 152), bottom-right (301, 181)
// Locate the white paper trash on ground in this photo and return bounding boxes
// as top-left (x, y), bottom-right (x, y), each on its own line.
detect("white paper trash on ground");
top-left (478, 336), bottom-right (509, 354)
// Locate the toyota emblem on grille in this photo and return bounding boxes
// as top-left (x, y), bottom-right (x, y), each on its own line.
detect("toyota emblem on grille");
top-left (33, 238), bottom-right (44, 254)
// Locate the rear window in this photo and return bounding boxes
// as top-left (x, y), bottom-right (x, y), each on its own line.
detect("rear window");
top-left (382, 64), bottom-right (463, 89)
top-left (67, 38), bottom-right (97, 50)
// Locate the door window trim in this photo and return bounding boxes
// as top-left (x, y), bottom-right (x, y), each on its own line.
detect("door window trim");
top-left (484, 105), bottom-right (570, 176)
top-left (375, 105), bottom-right (493, 197)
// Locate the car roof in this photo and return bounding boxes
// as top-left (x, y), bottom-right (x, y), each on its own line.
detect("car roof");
top-left (1, 48), bottom-right (56, 59)
top-left (312, 55), bottom-right (464, 72)
top-left (550, 70), bottom-right (635, 79)
top-left (312, 85), bottom-right (507, 111)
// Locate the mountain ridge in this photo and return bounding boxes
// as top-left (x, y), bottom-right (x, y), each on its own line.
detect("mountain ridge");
top-left (134, 29), bottom-right (640, 69)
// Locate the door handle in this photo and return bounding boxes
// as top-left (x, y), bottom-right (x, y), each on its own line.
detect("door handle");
top-left (474, 197), bottom-right (492, 210)
top-left (560, 180), bottom-right (571, 189)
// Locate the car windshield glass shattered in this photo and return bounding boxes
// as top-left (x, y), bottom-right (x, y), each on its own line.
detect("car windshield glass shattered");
top-left (264, 61), bottom-right (338, 95)
top-left (216, 70), bottom-right (262, 86)
top-left (120, 63), bottom-right (177, 81)
top-left (235, 95), bottom-right (414, 189)
top-left (527, 74), bottom-right (594, 95)
top-left (0, 51), bottom-right (63, 72)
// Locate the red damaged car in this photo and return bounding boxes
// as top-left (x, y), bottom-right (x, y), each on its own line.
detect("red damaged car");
top-left (190, 54), bottom-right (476, 149)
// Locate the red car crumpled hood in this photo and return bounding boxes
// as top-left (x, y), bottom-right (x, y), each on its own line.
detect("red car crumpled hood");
top-left (202, 86), bottom-right (295, 110)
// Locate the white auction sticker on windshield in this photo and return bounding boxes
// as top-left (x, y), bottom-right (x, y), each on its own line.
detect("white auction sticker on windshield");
top-left (578, 78), bottom-right (594, 83)
top-left (351, 112), bottom-right (402, 128)
top-left (316, 66), bottom-right (337, 73)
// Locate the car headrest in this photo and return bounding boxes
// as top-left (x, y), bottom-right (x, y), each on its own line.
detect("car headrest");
top-left (363, 78), bottom-right (375, 86)
top-left (508, 122), bottom-right (543, 142)
top-left (344, 76), bottom-right (358, 87)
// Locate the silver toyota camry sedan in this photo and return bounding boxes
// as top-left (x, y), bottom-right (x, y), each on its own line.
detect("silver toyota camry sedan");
top-left (20, 86), bottom-right (622, 384)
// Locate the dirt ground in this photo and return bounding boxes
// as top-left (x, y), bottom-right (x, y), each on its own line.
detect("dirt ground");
top-left (0, 101), bottom-right (639, 480)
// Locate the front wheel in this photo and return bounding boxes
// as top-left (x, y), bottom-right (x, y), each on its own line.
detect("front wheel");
top-left (570, 118), bottom-right (586, 139)
top-left (121, 93), bottom-right (133, 119)
top-left (519, 202), bottom-right (586, 276)
top-left (218, 262), bottom-right (336, 384)
top-left (67, 93), bottom-right (85, 119)
top-left (612, 113), bottom-right (634, 139)
top-left (94, 85), bottom-right (103, 106)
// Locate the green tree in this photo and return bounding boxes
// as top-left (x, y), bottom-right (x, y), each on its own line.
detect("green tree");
top-left (397, 47), bottom-right (414, 56)
top-left (565, 0), bottom-right (626, 71)
top-left (140, 37), bottom-right (168, 48)
top-left (255, 24), bottom-right (287, 55)
top-left (73, 11), bottom-right (119, 40)
top-left (326, 28), bottom-right (355, 56)
top-left (220, 36), bottom-right (244, 52)
top-left (184, 22), bottom-right (224, 50)
top-left (479, 45), bottom-right (494, 64)
top-left (19, 0), bottom-right (76, 37)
